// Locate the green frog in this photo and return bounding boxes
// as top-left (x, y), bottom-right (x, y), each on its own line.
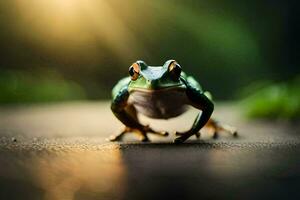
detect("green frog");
top-left (110, 60), bottom-right (237, 143)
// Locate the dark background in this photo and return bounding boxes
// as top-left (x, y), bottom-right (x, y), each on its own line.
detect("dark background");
top-left (0, 0), bottom-right (299, 103)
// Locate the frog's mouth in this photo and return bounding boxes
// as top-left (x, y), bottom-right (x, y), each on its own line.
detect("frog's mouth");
top-left (129, 85), bottom-right (186, 93)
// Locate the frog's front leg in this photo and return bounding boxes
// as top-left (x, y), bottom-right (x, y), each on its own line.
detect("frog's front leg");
top-left (109, 87), bottom-right (168, 142)
top-left (174, 85), bottom-right (214, 144)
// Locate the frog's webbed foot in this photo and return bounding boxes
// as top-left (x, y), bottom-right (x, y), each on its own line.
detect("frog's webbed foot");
top-left (206, 119), bottom-right (238, 139)
top-left (108, 126), bottom-right (168, 142)
top-left (108, 127), bottom-right (149, 142)
top-left (174, 131), bottom-right (198, 144)
top-left (173, 119), bottom-right (237, 143)
top-left (108, 127), bottom-right (130, 142)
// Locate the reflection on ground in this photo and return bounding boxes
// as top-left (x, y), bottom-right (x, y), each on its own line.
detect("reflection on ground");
top-left (0, 142), bottom-right (299, 200)
top-left (119, 143), bottom-right (300, 200)
top-left (0, 145), bottom-right (125, 200)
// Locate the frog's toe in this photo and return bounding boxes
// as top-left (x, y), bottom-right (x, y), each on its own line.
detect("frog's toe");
top-left (107, 127), bottom-right (131, 142)
top-left (107, 135), bottom-right (121, 142)
top-left (159, 131), bottom-right (169, 137)
top-left (173, 136), bottom-right (185, 144)
top-left (212, 131), bottom-right (219, 139)
top-left (232, 130), bottom-right (238, 137)
top-left (224, 127), bottom-right (238, 137)
top-left (175, 131), bottom-right (196, 137)
top-left (173, 131), bottom-right (196, 143)
top-left (148, 129), bottom-right (169, 137)
top-left (140, 136), bottom-right (150, 142)
top-left (175, 131), bottom-right (184, 136)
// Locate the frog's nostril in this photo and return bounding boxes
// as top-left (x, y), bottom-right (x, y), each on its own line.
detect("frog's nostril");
top-left (147, 80), bottom-right (159, 89)
top-left (147, 79), bottom-right (155, 87)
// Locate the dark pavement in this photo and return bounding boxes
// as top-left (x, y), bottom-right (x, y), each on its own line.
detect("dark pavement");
top-left (0, 102), bottom-right (299, 200)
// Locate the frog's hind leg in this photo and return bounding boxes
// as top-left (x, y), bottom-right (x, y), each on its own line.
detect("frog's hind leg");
top-left (109, 104), bottom-right (143, 141)
top-left (127, 107), bottom-right (169, 139)
top-left (109, 105), bottom-right (168, 142)
top-left (205, 118), bottom-right (237, 138)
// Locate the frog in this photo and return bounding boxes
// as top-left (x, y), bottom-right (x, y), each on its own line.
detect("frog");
top-left (109, 60), bottom-right (237, 143)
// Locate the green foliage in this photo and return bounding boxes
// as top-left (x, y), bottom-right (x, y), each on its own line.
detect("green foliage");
top-left (0, 1), bottom-right (297, 102)
top-left (0, 70), bottom-right (86, 104)
top-left (240, 76), bottom-right (300, 120)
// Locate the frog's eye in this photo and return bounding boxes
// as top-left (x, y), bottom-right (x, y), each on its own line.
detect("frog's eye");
top-left (129, 63), bottom-right (140, 81)
top-left (168, 61), bottom-right (182, 80)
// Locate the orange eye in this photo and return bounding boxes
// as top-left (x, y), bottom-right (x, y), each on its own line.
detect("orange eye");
top-left (129, 63), bottom-right (140, 80)
top-left (168, 61), bottom-right (182, 80)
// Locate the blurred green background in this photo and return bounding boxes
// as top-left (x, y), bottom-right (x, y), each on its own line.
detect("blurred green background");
top-left (0, 0), bottom-right (299, 118)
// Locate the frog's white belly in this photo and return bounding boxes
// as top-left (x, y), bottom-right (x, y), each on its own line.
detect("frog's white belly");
top-left (128, 88), bottom-right (189, 119)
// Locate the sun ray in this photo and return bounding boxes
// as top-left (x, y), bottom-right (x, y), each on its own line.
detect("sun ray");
top-left (13, 0), bottom-right (146, 62)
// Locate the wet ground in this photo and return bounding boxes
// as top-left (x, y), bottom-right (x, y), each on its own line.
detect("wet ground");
top-left (0, 101), bottom-right (299, 200)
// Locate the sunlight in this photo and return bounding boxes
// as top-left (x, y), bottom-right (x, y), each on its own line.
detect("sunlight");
top-left (21, 148), bottom-right (125, 200)
top-left (13, 0), bottom-right (143, 60)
